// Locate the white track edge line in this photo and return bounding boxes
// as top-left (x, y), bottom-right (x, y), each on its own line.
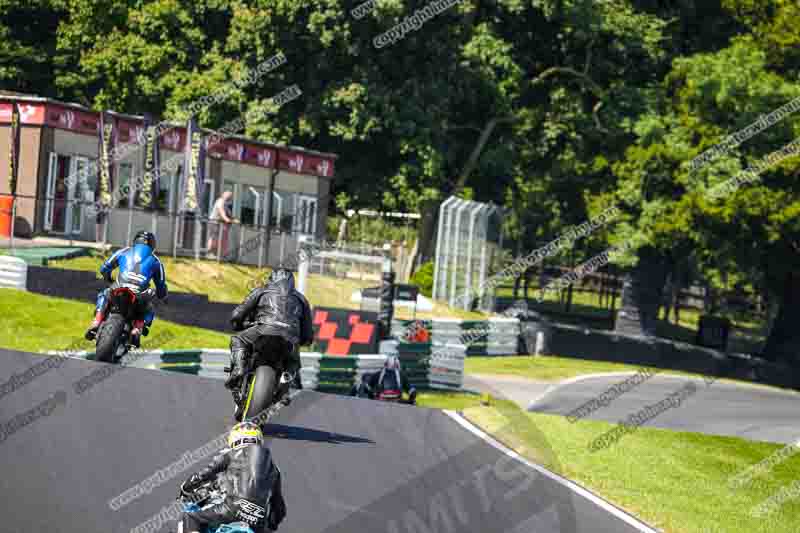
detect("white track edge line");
top-left (442, 409), bottom-right (661, 533)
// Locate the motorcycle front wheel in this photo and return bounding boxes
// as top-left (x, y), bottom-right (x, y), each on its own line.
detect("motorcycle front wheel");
top-left (95, 314), bottom-right (127, 363)
top-left (241, 365), bottom-right (277, 421)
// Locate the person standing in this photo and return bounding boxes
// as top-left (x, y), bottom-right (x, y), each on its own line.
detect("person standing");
top-left (208, 190), bottom-right (236, 259)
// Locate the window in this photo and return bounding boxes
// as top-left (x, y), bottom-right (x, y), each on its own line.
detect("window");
top-left (240, 190), bottom-right (256, 226)
top-left (155, 172), bottom-right (170, 212)
top-left (116, 163), bottom-right (134, 208)
top-left (295, 195), bottom-right (318, 235)
top-left (166, 165), bottom-right (182, 214)
top-left (201, 179), bottom-right (216, 219)
top-left (240, 186), bottom-right (268, 227)
top-left (222, 180), bottom-right (239, 219)
top-left (271, 191), bottom-right (294, 231)
top-left (80, 158), bottom-right (98, 203)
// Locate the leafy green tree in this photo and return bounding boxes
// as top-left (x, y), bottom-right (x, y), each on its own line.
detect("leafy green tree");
top-left (0, 0), bottom-right (63, 96)
top-left (608, 33), bottom-right (800, 357)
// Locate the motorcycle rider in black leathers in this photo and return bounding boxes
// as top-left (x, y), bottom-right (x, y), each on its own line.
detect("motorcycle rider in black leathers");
top-left (225, 268), bottom-right (313, 398)
top-left (179, 422), bottom-right (286, 532)
top-left (352, 356), bottom-right (417, 404)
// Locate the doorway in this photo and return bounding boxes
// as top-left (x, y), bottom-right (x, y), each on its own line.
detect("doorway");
top-left (45, 153), bottom-right (91, 235)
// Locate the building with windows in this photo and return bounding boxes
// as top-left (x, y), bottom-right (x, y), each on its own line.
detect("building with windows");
top-left (0, 94), bottom-right (336, 266)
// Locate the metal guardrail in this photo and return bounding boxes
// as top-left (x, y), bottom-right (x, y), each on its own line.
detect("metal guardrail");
top-left (391, 318), bottom-right (521, 356)
top-left (47, 348), bottom-right (465, 391)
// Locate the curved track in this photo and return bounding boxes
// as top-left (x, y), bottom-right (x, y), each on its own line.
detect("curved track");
top-left (0, 349), bottom-right (656, 532)
top-left (529, 373), bottom-right (800, 444)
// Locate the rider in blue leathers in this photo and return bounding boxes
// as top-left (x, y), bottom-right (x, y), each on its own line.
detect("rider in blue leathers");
top-left (85, 230), bottom-right (168, 345)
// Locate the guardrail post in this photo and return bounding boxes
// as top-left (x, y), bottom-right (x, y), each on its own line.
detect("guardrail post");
top-left (378, 243), bottom-right (395, 340)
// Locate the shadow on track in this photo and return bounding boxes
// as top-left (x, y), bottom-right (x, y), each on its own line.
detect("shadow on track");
top-left (265, 423), bottom-right (375, 444)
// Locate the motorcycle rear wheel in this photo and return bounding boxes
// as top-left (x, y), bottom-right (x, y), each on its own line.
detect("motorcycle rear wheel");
top-left (241, 365), bottom-right (277, 421)
top-left (96, 314), bottom-right (127, 363)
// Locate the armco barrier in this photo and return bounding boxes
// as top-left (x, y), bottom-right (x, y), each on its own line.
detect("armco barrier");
top-left (47, 349), bottom-right (465, 392)
top-left (519, 320), bottom-right (800, 391)
top-left (391, 317), bottom-right (521, 356)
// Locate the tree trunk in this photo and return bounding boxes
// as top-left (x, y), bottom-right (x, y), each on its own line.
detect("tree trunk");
top-left (671, 261), bottom-right (686, 325)
top-left (404, 237), bottom-right (419, 280)
top-left (513, 272), bottom-right (522, 301)
top-left (336, 217), bottom-right (347, 244)
top-left (762, 272), bottom-right (800, 365)
top-left (614, 247), bottom-right (670, 337)
top-left (412, 199), bottom-right (440, 266)
top-left (523, 266), bottom-right (532, 300)
top-left (662, 271), bottom-right (673, 323)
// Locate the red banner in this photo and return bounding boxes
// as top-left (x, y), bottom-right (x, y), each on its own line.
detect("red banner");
top-left (0, 99), bottom-right (335, 176)
top-left (243, 143), bottom-right (277, 168)
top-left (116, 118), bottom-right (146, 145)
top-left (0, 102), bottom-right (46, 125)
top-left (207, 138), bottom-right (277, 168)
top-left (278, 150), bottom-right (334, 177)
top-left (223, 140), bottom-right (246, 162)
top-left (159, 127), bottom-right (186, 152)
top-left (45, 104), bottom-right (99, 135)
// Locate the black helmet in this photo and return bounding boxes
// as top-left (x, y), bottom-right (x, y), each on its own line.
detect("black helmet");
top-left (267, 268), bottom-right (294, 286)
top-left (133, 230), bottom-right (156, 249)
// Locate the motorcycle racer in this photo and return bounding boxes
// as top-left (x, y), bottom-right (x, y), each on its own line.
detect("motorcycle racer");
top-left (178, 422), bottom-right (286, 532)
top-left (352, 355), bottom-right (417, 404)
top-left (84, 230), bottom-right (168, 346)
top-left (225, 268), bottom-right (313, 394)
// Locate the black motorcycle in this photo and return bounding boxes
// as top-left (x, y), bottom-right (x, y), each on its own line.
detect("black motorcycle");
top-left (227, 326), bottom-right (299, 422)
top-left (94, 284), bottom-right (149, 363)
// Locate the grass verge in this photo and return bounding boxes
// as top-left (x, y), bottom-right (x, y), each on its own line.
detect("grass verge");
top-left (0, 288), bottom-right (231, 352)
top-left (464, 355), bottom-right (664, 381)
top-left (414, 389), bottom-right (483, 410)
top-left (461, 400), bottom-right (800, 533)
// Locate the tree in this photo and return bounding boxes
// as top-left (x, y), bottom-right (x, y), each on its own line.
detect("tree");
top-left (608, 30), bottom-right (800, 352)
top-left (0, 0), bottom-right (63, 96)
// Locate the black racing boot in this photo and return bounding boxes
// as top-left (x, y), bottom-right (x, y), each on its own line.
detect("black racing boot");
top-left (233, 397), bottom-right (244, 422)
top-left (85, 311), bottom-right (105, 341)
top-left (225, 350), bottom-right (249, 390)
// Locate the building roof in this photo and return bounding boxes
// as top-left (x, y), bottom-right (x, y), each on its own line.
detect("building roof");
top-left (0, 92), bottom-right (338, 160)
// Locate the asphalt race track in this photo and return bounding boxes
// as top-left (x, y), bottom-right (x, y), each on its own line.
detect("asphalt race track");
top-left (0, 348), bottom-right (658, 533)
top-left (529, 374), bottom-right (800, 444)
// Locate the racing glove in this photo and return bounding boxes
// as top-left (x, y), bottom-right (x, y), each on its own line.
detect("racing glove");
top-left (180, 474), bottom-right (203, 496)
